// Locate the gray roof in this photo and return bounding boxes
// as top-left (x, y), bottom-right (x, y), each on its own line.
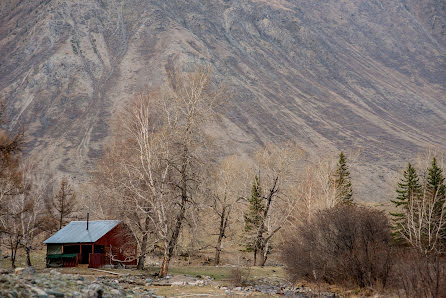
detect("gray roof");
top-left (43, 220), bottom-right (120, 244)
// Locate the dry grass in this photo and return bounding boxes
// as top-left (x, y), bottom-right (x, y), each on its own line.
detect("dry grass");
top-left (0, 247), bottom-right (285, 280)
top-left (148, 285), bottom-right (226, 297)
top-left (0, 248), bottom-right (46, 270)
top-left (145, 265), bottom-right (285, 282)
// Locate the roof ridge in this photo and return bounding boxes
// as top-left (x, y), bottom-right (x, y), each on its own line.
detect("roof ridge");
top-left (70, 220), bottom-right (120, 222)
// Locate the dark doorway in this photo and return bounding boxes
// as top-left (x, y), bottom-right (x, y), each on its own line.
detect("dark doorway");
top-left (80, 245), bottom-right (92, 264)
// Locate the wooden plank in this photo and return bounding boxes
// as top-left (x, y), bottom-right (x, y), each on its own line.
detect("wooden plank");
top-left (89, 268), bottom-right (127, 276)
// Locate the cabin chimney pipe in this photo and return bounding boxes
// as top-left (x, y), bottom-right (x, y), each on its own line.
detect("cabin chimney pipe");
top-left (87, 213), bottom-right (89, 230)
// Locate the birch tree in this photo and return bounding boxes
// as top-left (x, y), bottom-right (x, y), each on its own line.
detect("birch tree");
top-left (394, 155), bottom-right (446, 255)
top-left (94, 65), bottom-right (222, 275)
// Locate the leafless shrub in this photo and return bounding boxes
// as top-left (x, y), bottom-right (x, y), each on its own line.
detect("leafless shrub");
top-left (229, 266), bottom-right (251, 287)
top-left (281, 205), bottom-right (393, 289)
top-left (390, 249), bottom-right (446, 298)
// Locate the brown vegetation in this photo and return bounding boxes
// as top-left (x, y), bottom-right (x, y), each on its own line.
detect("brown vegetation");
top-left (390, 249), bottom-right (446, 298)
top-left (282, 205), bottom-right (393, 288)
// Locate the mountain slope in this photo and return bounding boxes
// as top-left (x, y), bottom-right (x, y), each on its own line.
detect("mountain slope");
top-left (1, 0), bottom-right (445, 201)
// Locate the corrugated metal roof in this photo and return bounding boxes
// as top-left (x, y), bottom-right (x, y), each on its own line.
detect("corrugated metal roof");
top-left (43, 220), bottom-right (120, 244)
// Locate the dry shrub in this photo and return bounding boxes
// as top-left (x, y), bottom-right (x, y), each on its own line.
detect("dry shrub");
top-left (390, 249), bottom-right (446, 298)
top-left (282, 205), bottom-right (393, 289)
top-left (229, 267), bottom-right (251, 287)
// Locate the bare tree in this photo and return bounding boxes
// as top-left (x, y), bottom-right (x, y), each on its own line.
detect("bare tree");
top-left (243, 143), bottom-right (304, 266)
top-left (0, 104), bottom-right (25, 268)
top-left (93, 65), bottom-right (222, 275)
top-left (20, 161), bottom-right (53, 266)
top-left (205, 156), bottom-right (249, 265)
top-left (46, 177), bottom-right (77, 231)
top-left (157, 65), bottom-right (222, 277)
top-left (292, 157), bottom-right (337, 223)
top-left (92, 135), bottom-right (159, 270)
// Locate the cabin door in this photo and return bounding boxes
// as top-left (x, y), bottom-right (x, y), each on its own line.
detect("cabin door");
top-left (80, 245), bottom-right (92, 264)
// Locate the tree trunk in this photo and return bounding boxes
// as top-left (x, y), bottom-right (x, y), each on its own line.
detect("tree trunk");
top-left (59, 187), bottom-right (65, 230)
top-left (214, 245), bottom-right (222, 266)
top-left (258, 247), bottom-right (265, 267)
top-left (159, 146), bottom-right (189, 278)
top-left (258, 241), bottom-right (269, 267)
top-left (253, 177), bottom-right (278, 267)
top-left (137, 215), bottom-right (150, 270)
top-left (214, 206), bottom-right (229, 266)
top-left (253, 247), bottom-right (257, 266)
top-left (59, 206), bottom-right (63, 230)
top-left (159, 202), bottom-right (186, 277)
top-left (253, 229), bottom-right (263, 266)
top-left (137, 254), bottom-right (146, 270)
top-left (25, 246), bottom-right (32, 267)
top-left (10, 244), bottom-right (17, 269)
top-left (159, 250), bottom-right (170, 278)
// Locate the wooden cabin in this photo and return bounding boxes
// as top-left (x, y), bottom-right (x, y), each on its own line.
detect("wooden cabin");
top-left (43, 220), bottom-right (137, 268)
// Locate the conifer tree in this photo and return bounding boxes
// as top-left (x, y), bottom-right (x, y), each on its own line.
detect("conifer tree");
top-left (333, 152), bottom-right (353, 204)
top-left (244, 175), bottom-right (264, 250)
top-left (390, 163), bottom-right (422, 242)
top-left (426, 157), bottom-right (446, 202)
top-left (426, 157), bottom-right (446, 240)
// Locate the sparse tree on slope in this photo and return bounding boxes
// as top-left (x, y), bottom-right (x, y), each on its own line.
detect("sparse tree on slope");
top-left (333, 152), bottom-right (353, 204)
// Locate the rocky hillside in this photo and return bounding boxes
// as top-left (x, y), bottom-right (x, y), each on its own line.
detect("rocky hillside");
top-left (0, 0), bottom-right (445, 201)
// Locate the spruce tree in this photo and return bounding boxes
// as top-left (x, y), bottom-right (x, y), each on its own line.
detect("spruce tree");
top-left (333, 151), bottom-right (353, 204)
top-left (390, 163), bottom-right (422, 242)
top-left (426, 157), bottom-right (446, 202)
top-left (426, 157), bottom-right (446, 241)
top-left (244, 175), bottom-right (264, 250)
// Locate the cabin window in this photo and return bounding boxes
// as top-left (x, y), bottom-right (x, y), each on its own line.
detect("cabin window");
top-left (47, 244), bottom-right (62, 255)
top-left (94, 245), bottom-right (105, 254)
top-left (63, 245), bottom-right (80, 254)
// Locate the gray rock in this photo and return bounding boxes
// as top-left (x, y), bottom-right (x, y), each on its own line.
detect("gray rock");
top-left (14, 267), bottom-right (25, 275)
top-left (50, 269), bottom-right (61, 275)
top-left (30, 285), bottom-right (48, 297)
top-left (110, 289), bottom-right (125, 296)
top-left (46, 289), bottom-right (65, 297)
top-left (24, 266), bottom-right (36, 274)
top-left (87, 283), bottom-right (103, 297)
